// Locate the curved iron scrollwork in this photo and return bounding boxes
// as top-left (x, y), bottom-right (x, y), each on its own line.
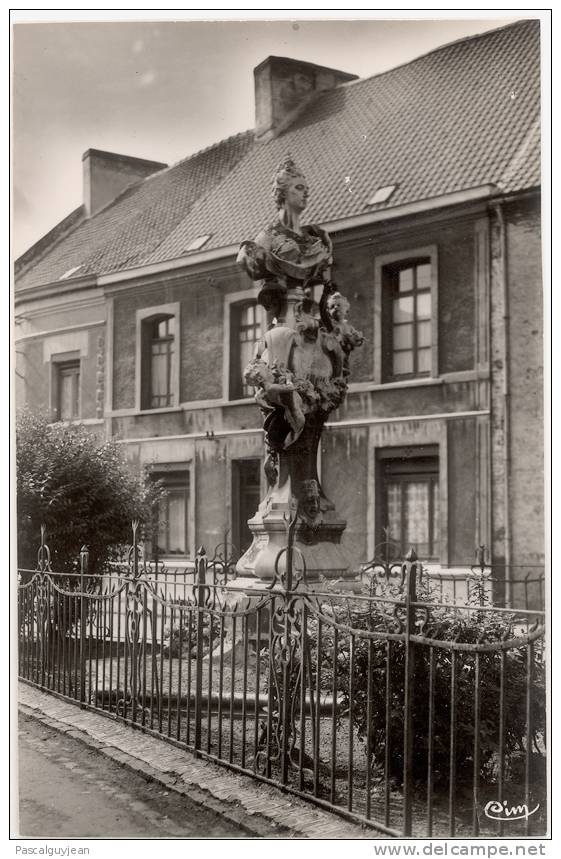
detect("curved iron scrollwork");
top-left (255, 508), bottom-right (307, 778)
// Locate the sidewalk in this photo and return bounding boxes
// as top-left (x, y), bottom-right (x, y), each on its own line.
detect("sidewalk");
top-left (18, 682), bottom-right (375, 839)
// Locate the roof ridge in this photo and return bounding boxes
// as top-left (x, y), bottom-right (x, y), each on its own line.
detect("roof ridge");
top-left (14, 205), bottom-right (85, 273)
top-left (335, 18), bottom-right (536, 93)
top-left (153, 128), bottom-right (254, 179)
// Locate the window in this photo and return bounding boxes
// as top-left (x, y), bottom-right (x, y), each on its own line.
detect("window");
top-left (148, 316), bottom-right (174, 408)
top-left (184, 234), bottom-right (211, 252)
top-left (374, 246), bottom-right (437, 385)
top-left (137, 305), bottom-right (179, 409)
top-left (383, 259), bottom-right (432, 380)
top-left (153, 470), bottom-right (189, 556)
top-left (378, 448), bottom-right (440, 561)
top-left (230, 301), bottom-right (262, 399)
top-left (56, 360), bottom-right (80, 420)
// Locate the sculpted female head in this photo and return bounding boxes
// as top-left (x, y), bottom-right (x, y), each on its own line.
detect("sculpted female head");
top-left (272, 157), bottom-right (309, 211)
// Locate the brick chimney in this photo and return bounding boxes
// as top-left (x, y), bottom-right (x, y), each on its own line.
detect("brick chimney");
top-left (82, 149), bottom-right (167, 217)
top-left (254, 56), bottom-right (358, 141)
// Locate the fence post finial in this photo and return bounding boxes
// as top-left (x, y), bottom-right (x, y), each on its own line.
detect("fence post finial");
top-left (37, 523), bottom-right (51, 572)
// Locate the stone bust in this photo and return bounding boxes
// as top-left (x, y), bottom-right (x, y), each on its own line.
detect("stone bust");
top-left (237, 157), bottom-right (333, 323)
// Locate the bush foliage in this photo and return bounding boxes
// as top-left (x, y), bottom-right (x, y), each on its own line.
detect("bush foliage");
top-left (16, 410), bottom-right (163, 574)
top-left (319, 572), bottom-right (546, 786)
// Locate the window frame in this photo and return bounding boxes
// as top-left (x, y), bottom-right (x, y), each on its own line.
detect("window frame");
top-left (374, 245), bottom-right (438, 384)
top-left (150, 464), bottom-right (191, 559)
top-left (223, 290), bottom-right (266, 402)
top-left (378, 449), bottom-right (440, 561)
top-left (49, 351), bottom-right (82, 422)
top-left (135, 303), bottom-right (180, 412)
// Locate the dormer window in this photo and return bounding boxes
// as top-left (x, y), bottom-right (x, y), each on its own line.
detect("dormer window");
top-left (59, 264), bottom-right (83, 280)
top-left (185, 234), bottom-right (211, 252)
top-left (367, 185), bottom-right (396, 206)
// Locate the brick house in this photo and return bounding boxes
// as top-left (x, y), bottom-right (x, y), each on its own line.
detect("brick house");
top-left (14, 20), bottom-right (543, 605)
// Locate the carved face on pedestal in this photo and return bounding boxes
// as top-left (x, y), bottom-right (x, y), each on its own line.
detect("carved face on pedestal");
top-left (301, 479), bottom-right (321, 521)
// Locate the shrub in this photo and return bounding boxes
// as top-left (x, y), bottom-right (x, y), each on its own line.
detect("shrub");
top-left (164, 610), bottom-right (221, 658)
top-left (16, 409), bottom-right (163, 574)
top-left (319, 572), bottom-right (546, 786)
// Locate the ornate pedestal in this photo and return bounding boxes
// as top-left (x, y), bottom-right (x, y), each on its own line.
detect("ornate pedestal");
top-left (235, 285), bottom-right (362, 583)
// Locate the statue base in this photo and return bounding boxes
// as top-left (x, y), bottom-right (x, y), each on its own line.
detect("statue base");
top-left (235, 496), bottom-right (350, 584)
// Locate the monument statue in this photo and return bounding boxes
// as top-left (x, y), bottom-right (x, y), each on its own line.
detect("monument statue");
top-left (236, 157), bottom-right (363, 581)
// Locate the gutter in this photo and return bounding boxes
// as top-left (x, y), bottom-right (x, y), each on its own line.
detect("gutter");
top-left (493, 202), bottom-right (512, 607)
top-left (98, 184), bottom-right (502, 287)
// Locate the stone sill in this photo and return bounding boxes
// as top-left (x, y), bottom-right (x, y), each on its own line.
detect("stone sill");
top-left (47, 418), bottom-right (105, 427)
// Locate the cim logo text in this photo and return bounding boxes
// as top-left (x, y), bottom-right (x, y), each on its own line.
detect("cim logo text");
top-left (484, 799), bottom-right (540, 822)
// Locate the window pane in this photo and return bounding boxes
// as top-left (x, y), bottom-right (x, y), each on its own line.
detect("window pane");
top-left (234, 302), bottom-right (262, 398)
top-left (167, 492), bottom-right (186, 554)
top-left (417, 348), bottom-right (431, 373)
top-left (386, 482), bottom-right (402, 546)
top-left (432, 480), bottom-right (440, 557)
top-left (240, 340), bottom-right (256, 372)
top-left (418, 320), bottom-right (431, 347)
top-left (393, 296), bottom-right (414, 323)
top-left (393, 323), bottom-right (413, 350)
top-left (59, 365), bottom-right (79, 419)
top-left (149, 318), bottom-right (174, 407)
top-left (405, 482), bottom-right (430, 556)
top-left (393, 350), bottom-right (414, 375)
top-left (151, 350), bottom-right (168, 396)
top-left (60, 374), bottom-right (73, 419)
top-left (416, 292), bottom-right (432, 319)
top-left (417, 263), bottom-right (431, 290)
top-left (398, 268), bottom-right (413, 293)
top-left (242, 304), bottom-right (255, 325)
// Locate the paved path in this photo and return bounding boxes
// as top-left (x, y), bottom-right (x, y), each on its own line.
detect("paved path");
top-left (18, 682), bottom-right (374, 839)
top-left (18, 714), bottom-right (247, 838)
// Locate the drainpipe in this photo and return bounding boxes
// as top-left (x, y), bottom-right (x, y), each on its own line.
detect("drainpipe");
top-left (493, 202), bottom-right (512, 607)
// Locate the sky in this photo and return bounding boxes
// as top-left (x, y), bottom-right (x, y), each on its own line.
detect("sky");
top-left (12, 13), bottom-right (521, 257)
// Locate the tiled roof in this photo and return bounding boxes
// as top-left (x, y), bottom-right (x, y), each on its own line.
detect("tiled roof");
top-left (16, 19), bottom-right (540, 290)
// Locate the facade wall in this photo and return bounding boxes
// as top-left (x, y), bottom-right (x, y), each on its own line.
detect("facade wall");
top-left (334, 214), bottom-right (477, 383)
top-left (15, 323), bottom-right (105, 423)
top-left (488, 196), bottom-right (544, 608)
top-left (106, 206), bottom-right (490, 570)
top-left (15, 195), bottom-right (544, 602)
top-left (111, 265), bottom-right (248, 411)
top-left (321, 425), bottom-right (370, 566)
top-left (505, 198), bottom-right (544, 567)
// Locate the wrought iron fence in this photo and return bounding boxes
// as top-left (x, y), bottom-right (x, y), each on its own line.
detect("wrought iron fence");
top-left (359, 542), bottom-right (545, 612)
top-left (18, 523), bottom-right (546, 838)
